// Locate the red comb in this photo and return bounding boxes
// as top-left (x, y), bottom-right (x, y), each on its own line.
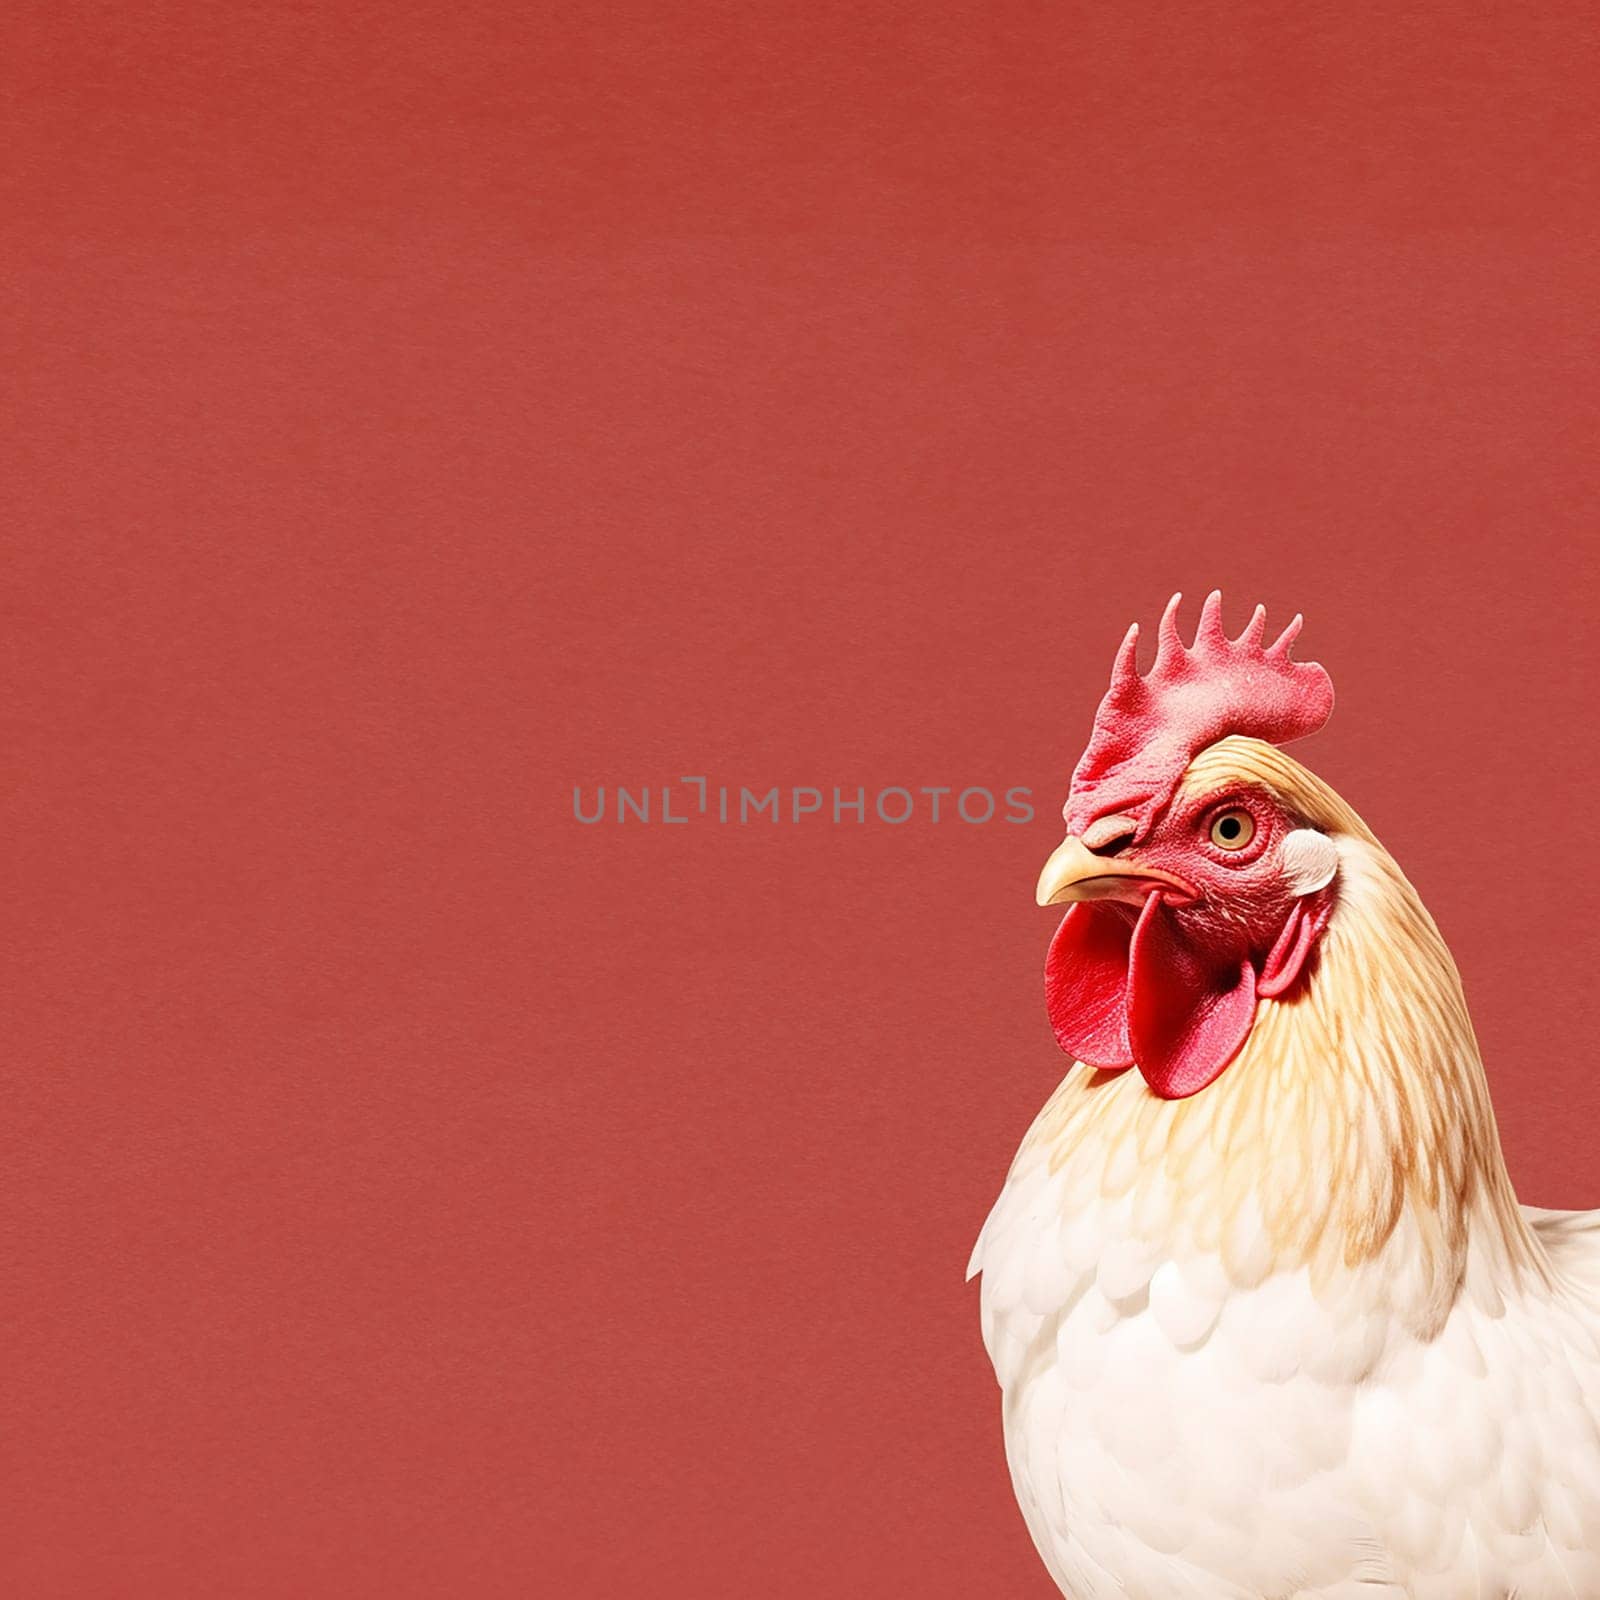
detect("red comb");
top-left (1066, 591), bottom-right (1334, 840)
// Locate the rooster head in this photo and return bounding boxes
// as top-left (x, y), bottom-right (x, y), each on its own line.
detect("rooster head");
top-left (1039, 591), bottom-right (1338, 1100)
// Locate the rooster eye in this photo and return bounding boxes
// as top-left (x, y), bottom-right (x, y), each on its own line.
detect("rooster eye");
top-left (1209, 809), bottom-right (1255, 851)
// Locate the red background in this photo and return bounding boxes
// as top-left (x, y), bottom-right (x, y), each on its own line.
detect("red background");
top-left (7, 4), bottom-right (1600, 1595)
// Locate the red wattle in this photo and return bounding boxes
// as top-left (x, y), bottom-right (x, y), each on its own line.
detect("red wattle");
top-left (1044, 904), bottom-right (1135, 1069)
top-left (1125, 893), bottom-right (1257, 1100)
top-left (1256, 892), bottom-right (1331, 999)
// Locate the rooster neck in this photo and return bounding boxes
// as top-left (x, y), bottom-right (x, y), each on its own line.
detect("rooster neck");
top-left (1028, 823), bottom-right (1544, 1336)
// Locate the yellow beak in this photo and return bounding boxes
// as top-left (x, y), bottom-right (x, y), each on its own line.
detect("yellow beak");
top-left (1035, 836), bottom-right (1196, 908)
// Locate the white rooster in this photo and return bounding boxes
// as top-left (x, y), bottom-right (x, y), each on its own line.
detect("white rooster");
top-left (969, 593), bottom-right (1600, 1598)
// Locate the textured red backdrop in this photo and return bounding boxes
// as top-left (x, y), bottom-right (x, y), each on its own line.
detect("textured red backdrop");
top-left (7, 4), bottom-right (1600, 1596)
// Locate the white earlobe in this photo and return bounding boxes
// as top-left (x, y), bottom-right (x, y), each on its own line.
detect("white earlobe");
top-left (1280, 828), bottom-right (1338, 896)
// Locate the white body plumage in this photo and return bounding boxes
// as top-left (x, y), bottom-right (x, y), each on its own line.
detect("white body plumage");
top-left (972, 1111), bottom-right (1600, 1598)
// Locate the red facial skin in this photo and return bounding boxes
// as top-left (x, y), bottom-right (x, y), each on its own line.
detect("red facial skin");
top-left (1045, 786), bottom-right (1336, 1099)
